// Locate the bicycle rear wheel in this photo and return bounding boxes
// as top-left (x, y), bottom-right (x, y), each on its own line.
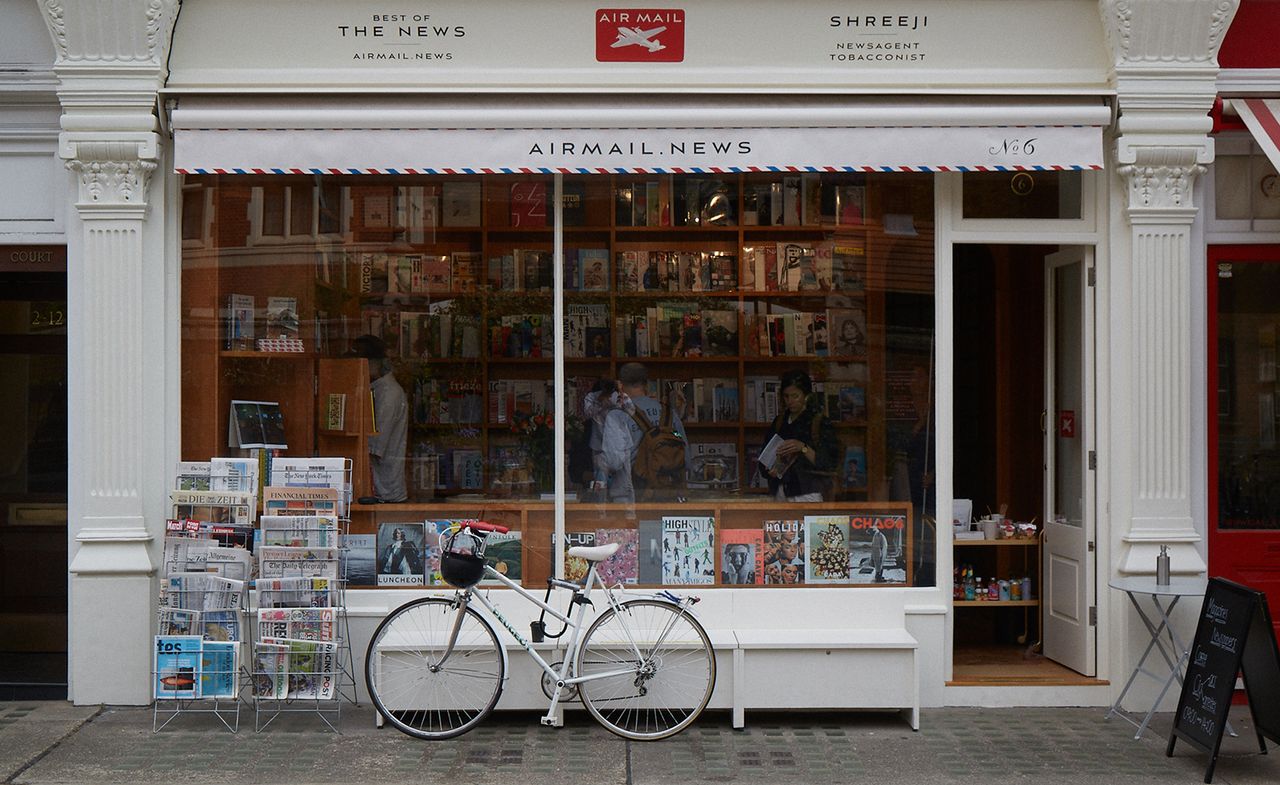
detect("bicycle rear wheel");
top-left (575, 599), bottom-right (715, 740)
top-left (365, 597), bottom-right (504, 739)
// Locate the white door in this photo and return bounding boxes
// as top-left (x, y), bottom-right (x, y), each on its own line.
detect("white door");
top-left (1042, 247), bottom-right (1096, 676)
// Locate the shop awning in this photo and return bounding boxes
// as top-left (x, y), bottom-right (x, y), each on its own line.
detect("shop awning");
top-left (170, 95), bottom-right (1109, 175)
top-left (1233, 98), bottom-right (1280, 172)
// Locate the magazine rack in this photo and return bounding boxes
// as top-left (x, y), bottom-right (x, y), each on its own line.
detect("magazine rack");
top-left (153, 562), bottom-right (249, 732)
top-left (250, 544), bottom-right (349, 732)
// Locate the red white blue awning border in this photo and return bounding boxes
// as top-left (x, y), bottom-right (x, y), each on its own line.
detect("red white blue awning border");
top-left (177, 164), bottom-right (1101, 175)
top-left (173, 125), bottom-right (1105, 174)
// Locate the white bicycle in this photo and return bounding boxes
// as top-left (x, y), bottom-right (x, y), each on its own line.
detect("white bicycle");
top-left (364, 520), bottom-right (716, 741)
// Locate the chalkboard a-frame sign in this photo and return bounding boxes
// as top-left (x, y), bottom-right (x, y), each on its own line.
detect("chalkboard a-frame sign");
top-left (1167, 577), bottom-right (1280, 783)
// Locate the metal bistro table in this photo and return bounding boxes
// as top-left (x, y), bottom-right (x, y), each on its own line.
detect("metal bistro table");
top-left (1105, 575), bottom-right (1233, 740)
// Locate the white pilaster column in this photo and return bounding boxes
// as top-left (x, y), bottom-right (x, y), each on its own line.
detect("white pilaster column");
top-left (1101, 0), bottom-right (1238, 576)
top-left (42, 0), bottom-right (179, 704)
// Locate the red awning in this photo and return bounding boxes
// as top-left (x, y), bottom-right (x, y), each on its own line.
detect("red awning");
top-left (1233, 98), bottom-right (1280, 172)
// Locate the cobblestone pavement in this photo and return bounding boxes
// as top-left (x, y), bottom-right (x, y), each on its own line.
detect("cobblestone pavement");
top-left (3, 702), bottom-right (1277, 785)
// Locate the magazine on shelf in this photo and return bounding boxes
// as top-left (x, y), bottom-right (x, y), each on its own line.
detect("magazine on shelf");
top-left (154, 635), bottom-right (202, 699)
top-left (661, 516), bottom-right (715, 585)
top-left (228, 400), bottom-right (288, 450)
top-left (376, 522), bottom-right (427, 586)
top-left (252, 641), bottom-right (289, 699)
top-left (480, 530), bottom-right (522, 585)
top-left (560, 530), bottom-right (596, 584)
top-left (636, 520), bottom-right (663, 584)
top-left (225, 293), bottom-right (255, 349)
top-left (720, 529), bottom-right (765, 585)
top-left (763, 520), bottom-right (805, 585)
top-left (264, 296), bottom-right (299, 340)
top-left (805, 515), bottom-right (852, 583)
top-left (199, 641), bottom-right (239, 699)
top-left (593, 528), bottom-right (639, 586)
top-left (341, 534), bottom-right (376, 585)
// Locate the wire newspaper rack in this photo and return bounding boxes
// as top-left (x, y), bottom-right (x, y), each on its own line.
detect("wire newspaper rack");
top-left (153, 562), bottom-right (250, 733)
top-left (152, 458), bottom-right (358, 733)
top-left (250, 563), bottom-right (348, 732)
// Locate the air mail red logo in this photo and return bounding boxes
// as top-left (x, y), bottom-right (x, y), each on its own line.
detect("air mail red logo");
top-left (596, 9), bottom-right (685, 62)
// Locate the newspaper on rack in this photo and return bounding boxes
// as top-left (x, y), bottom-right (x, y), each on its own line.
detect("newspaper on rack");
top-left (161, 532), bottom-right (216, 575)
top-left (259, 515), bottom-right (341, 548)
top-left (270, 457), bottom-right (352, 517)
top-left (254, 576), bottom-right (340, 608)
top-left (257, 607), bottom-right (337, 642)
top-left (158, 607), bottom-right (200, 636)
top-left (199, 640), bottom-right (239, 699)
top-left (252, 641), bottom-right (288, 698)
top-left (205, 545), bottom-right (254, 581)
top-left (262, 486), bottom-right (340, 520)
top-left (170, 490), bottom-right (255, 527)
top-left (257, 545), bottom-right (341, 579)
top-left (202, 610), bottom-right (241, 642)
top-left (259, 637), bottom-right (338, 700)
top-left (162, 572), bottom-right (246, 612)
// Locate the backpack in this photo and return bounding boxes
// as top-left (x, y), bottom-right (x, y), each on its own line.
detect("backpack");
top-left (629, 404), bottom-right (687, 500)
top-left (567, 419), bottom-right (596, 488)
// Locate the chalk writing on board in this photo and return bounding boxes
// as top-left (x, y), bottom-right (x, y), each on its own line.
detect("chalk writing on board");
top-left (1210, 628), bottom-right (1238, 653)
top-left (1206, 598), bottom-right (1229, 623)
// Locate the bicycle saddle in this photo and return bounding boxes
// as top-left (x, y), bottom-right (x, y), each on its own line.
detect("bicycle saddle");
top-left (567, 542), bottom-right (621, 562)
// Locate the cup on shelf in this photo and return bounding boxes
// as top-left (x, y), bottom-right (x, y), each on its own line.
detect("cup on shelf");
top-left (981, 519), bottom-right (998, 539)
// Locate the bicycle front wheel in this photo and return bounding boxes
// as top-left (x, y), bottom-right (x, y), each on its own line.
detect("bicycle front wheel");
top-left (365, 597), bottom-right (504, 740)
top-left (576, 599), bottom-right (716, 740)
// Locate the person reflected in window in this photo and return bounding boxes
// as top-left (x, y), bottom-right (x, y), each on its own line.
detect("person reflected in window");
top-left (758, 370), bottom-right (840, 502)
top-left (348, 334), bottom-right (408, 503)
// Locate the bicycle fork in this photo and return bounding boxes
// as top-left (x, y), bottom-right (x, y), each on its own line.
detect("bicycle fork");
top-left (431, 591), bottom-right (473, 671)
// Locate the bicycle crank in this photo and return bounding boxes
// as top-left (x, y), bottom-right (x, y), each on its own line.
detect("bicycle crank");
top-left (541, 662), bottom-right (579, 702)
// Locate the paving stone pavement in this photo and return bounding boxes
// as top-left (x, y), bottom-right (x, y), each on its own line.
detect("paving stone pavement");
top-left (3, 702), bottom-right (1278, 785)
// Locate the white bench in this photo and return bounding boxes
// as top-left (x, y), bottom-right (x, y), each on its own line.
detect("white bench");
top-left (729, 627), bottom-right (919, 730)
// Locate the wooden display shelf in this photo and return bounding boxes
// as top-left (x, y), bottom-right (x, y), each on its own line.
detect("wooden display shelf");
top-left (954, 599), bottom-right (1040, 607)
top-left (954, 538), bottom-right (1040, 547)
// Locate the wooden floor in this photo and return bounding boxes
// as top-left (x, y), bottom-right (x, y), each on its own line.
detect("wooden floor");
top-left (949, 643), bottom-right (1109, 686)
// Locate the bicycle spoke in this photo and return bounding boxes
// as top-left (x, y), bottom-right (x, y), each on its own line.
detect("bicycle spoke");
top-left (576, 599), bottom-right (715, 740)
top-left (365, 598), bottom-right (504, 739)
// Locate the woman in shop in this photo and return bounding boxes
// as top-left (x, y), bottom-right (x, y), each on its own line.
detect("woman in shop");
top-left (758, 369), bottom-right (841, 502)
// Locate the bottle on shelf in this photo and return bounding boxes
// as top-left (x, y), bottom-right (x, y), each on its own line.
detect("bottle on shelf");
top-left (987, 578), bottom-right (999, 601)
top-left (1021, 576), bottom-right (1033, 600)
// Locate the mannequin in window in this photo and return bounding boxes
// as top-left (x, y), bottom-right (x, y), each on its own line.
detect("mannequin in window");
top-left (349, 334), bottom-right (408, 503)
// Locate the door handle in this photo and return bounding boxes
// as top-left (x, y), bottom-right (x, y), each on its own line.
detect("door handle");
top-left (1041, 410), bottom-right (1047, 433)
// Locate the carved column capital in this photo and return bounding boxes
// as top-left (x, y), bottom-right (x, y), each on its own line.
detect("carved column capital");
top-left (1116, 146), bottom-right (1205, 217)
top-left (63, 139), bottom-right (157, 210)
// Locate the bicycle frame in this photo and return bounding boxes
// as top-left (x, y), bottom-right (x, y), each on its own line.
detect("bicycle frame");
top-left (438, 556), bottom-right (693, 726)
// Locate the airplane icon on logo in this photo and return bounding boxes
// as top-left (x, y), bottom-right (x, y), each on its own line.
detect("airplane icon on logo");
top-left (611, 26), bottom-right (666, 52)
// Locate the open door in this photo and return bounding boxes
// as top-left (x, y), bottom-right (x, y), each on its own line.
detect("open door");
top-left (1042, 247), bottom-right (1097, 676)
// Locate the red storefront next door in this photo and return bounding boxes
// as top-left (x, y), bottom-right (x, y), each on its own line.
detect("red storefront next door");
top-left (1208, 245), bottom-right (1280, 646)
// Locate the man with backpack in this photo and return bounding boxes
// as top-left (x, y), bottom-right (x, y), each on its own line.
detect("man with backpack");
top-left (608, 362), bottom-right (688, 502)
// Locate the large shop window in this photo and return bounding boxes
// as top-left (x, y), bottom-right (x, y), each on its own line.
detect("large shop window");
top-left (180, 173), bottom-right (937, 589)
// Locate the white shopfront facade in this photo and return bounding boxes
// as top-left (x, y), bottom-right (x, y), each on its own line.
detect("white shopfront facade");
top-left (22, 0), bottom-right (1241, 712)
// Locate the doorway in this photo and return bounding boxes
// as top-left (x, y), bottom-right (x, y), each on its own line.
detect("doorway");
top-left (1208, 245), bottom-right (1280, 647)
top-left (0, 248), bottom-right (68, 700)
top-left (951, 243), bottom-right (1098, 684)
